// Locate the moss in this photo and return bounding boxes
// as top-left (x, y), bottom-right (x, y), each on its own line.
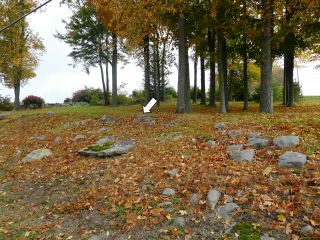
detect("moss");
top-left (84, 142), bottom-right (114, 151)
top-left (231, 222), bottom-right (261, 240)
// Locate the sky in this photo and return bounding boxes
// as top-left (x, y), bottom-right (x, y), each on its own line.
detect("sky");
top-left (1, 0), bottom-right (319, 103)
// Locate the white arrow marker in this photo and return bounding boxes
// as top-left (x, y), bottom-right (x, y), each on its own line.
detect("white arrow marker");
top-left (143, 98), bottom-right (157, 114)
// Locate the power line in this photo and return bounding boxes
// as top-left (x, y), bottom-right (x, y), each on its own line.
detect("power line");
top-left (0, 0), bottom-right (53, 34)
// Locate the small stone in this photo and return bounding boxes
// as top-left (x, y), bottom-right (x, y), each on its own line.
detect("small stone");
top-left (215, 122), bottom-right (225, 130)
top-left (227, 130), bottom-right (242, 137)
top-left (47, 111), bottom-right (55, 116)
top-left (223, 202), bottom-right (239, 213)
top-left (73, 135), bottom-right (86, 141)
top-left (247, 138), bottom-right (269, 150)
top-left (231, 149), bottom-right (255, 162)
top-left (173, 135), bottom-right (183, 141)
top-left (189, 193), bottom-right (200, 206)
top-left (22, 149), bottom-right (52, 163)
top-left (206, 140), bottom-right (216, 147)
top-left (247, 132), bottom-right (262, 139)
top-left (54, 137), bottom-right (61, 144)
top-left (28, 136), bottom-right (45, 141)
top-left (162, 188), bottom-right (175, 196)
top-left (167, 169), bottom-right (178, 177)
top-left (300, 224), bottom-right (314, 236)
top-left (97, 127), bottom-right (107, 133)
top-left (81, 119), bottom-right (91, 125)
top-left (207, 189), bottom-right (221, 209)
top-left (99, 115), bottom-right (117, 122)
top-left (160, 202), bottom-right (173, 208)
top-left (225, 197), bottom-right (233, 203)
top-left (171, 217), bottom-right (186, 229)
top-left (278, 151), bottom-right (307, 168)
top-left (227, 144), bottom-right (244, 153)
top-left (14, 150), bottom-right (23, 156)
top-left (260, 236), bottom-right (275, 240)
top-left (236, 190), bottom-right (242, 197)
top-left (273, 136), bottom-right (299, 149)
top-left (88, 235), bottom-right (101, 240)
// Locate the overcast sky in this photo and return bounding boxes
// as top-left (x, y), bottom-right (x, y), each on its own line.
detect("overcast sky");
top-left (1, 0), bottom-right (319, 103)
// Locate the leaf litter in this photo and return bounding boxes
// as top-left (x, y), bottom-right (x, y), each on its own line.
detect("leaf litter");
top-left (0, 102), bottom-right (319, 239)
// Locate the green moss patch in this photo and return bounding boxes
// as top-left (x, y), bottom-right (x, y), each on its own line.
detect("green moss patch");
top-left (84, 142), bottom-right (114, 152)
top-left (230, 222), bottom-right (261, 240)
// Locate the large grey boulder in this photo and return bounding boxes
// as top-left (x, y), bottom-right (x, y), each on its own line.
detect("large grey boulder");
top-left (217, 202), bottom-right (239, 219)
top-left (273, 136), bottom-right (299, 149)
top-left (22, 149), bottom-right (52, 163)
top-left (227, 144), bottom-right (244, 153)
top-left (79, 140), bottom-right (134, 158)
top-left (207, 189), bottom-right (221, 209)
top-left (162, 188), bottom-right (176, 196)
top-left (278, 151), bottom-right (306, 168)
top-left (247, 138), bottom-right (269, 150)
top-left (99, 115), bottom-right (117, 122)
top-left (247, 132), bottom-right (262, 139)
top-left (171, 217), bottom-right (186, 229)
top-left (96, 136), bottom-right (115, 146)
top-left (231, 149), bottom-right (255, 162)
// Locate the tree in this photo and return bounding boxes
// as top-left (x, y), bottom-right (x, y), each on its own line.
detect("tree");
top-left (259, 0), bottom-right (273, 113)
top-left (56, 0), bottom-right (126, 106)
top-left (0, 0), bottom-right (45, 110)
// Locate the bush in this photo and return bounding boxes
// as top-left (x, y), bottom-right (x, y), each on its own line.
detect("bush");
top-left (22, 95), bottom-right (45, 109)
top-left (0, 95), bottom-right (12, 111)
top-left (294, 82), bottom-right (303, 102)
top-left (71, 87), bottom-right (104, 104)
top-left (190, 87), bottom-right (201, 102)
top-left (117, 94), bottom-right (132, 105)
top-left (252, 82), bottom-right (283, 103)
top-left (165, 86), bottom-right (177, 100)
top-left (131, 90), bottom-right (145, 104)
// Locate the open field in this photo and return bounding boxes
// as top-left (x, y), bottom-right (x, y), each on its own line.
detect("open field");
top-left (0, 101), bottom-right (319, 239)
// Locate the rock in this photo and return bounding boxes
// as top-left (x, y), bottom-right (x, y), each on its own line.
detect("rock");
top-left (273, 136), bottom-right (299, 149)
top-left (160, 202), bottom-right (173, 208)
top-left (73, 135), bottom-right (86, 141)
top-left (206, 140), bottom-right (216, 147)
top-left (207, 189), bottom-right (221, 209)
top-left (227, 130), bottom-right (242, 137)
top-left (260, 236), bottom-right (275, 240)
top-left (28, 136), bottom-right (45, 141)
top-left (227, 144), bottom-right (244, 153)
top-left (300, 224), bottom-right (314, 236)
top-left (0, 113), bottom-right (11, 120)
top-left (96, 136), bottom-right (115, 146)
top-left (278, 151), bottom-right (307, 168)
top-left (215, 122), bottom-right (225, 130)
top-left (97, 127), bottom-right (107, 133)
top-left (231, 149), bottom-right (255, 162)
top-left (22, 149), bottom-right (52, 163)
top-left (81, 119), bottom-right (91, 125)
top-left (88, 235), bottom-right (101, 240)
top-left (189, 193), bottom-right (200, 206)
top-left (225, 197), bottom-right (233, 203)
top-left (236, 190), bottom-right (242, 197)
top-left (223, 202), bottom-right (239, 213)
top-left (171, 217), bottom-right (186, 229)
top-left (47, 111), bottom-right (55, 116)
top-left (134, 115), bottom-right (154, 125)
top-left (79, 140), bottom-right (134, 158)
top-left (99, 115), bottom-right (117, 122)
top-left (167, 169), bottom-right (178, 177)
top-left (247, 132), bottom-right (262, 139)
top-left (54, 137), bottom-right (61, 144)
top-left (162, 188), bottom-right (176, 196)
top-left (173, 135), bottom-right (183, 141)
top-left (247, 138), bottom-right (269, 150)
top-left (14, 150), bottom-right (23, 156)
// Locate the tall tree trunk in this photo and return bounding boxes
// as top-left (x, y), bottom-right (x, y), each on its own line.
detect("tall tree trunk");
top-left (200, 53), bottom-right (206, 105)
top-left (243, 0), bottom-right (248, 110)
top-left (105, 61), bottom-right (110, 105)
top-left (176, 5), bottom-right (188, 114)
top-left (208, 28), bottom-right (216, 107)
top-left (222, 36), bottom-right (229, 112)
top-left (156, 32), bottom-right (161, 106)
top-left (98, 59), bottom-right (108, 106)
top-left (144, 35), bottom-right (151, 104)
top-left (185, 44), bottom-right (191, 113)
top-left (13, 82), bottom-right (20, 111)
top-left (283, 61), bottom-right (287, 105)
top-left (193, 54), bottom-right (198, 104)
top-left (260, 0), bottom-right (273, 113)
top-left (112, 33), bottom-right (118, 107)
top-left (161, 41), bottom-right (166, 101)
top-left (218, 31), bottom-right (227, 114)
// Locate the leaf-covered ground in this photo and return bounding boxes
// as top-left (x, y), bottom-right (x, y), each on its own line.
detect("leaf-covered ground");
top-left (0, 101), bottom-right (319, 240)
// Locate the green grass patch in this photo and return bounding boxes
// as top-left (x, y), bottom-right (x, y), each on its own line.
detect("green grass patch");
top-left (84, 142), bottom-right (114, 151)
top-left (231, 222), bottom-right (261, 240)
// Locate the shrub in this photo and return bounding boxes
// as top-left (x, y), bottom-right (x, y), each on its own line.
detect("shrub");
top-left (117, 94), bottom-right (132, 105)
top-left (131, 90), bottom-right (145, 104)
top-left (22, 95), bottom-right (45, 109)
top-left (71, 86), bottom-right (104, 104)
top-left (0, 95), bottom-right (12, 111)
top-left (252, 82), bottom-right (283, 103)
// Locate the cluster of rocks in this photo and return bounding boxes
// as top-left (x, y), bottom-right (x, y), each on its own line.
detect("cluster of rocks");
top-left (0, 112), bottom-right (11, 120)
top-left (213, 122), bottom-right (307, 168)
top-left (45, 102), bottom-right (89, 108)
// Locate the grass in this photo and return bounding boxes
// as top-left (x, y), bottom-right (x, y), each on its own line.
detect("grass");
top-left (0, 100), bottom-right (319, 239)
top-left (83, 142), bottom-right (114, 151)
